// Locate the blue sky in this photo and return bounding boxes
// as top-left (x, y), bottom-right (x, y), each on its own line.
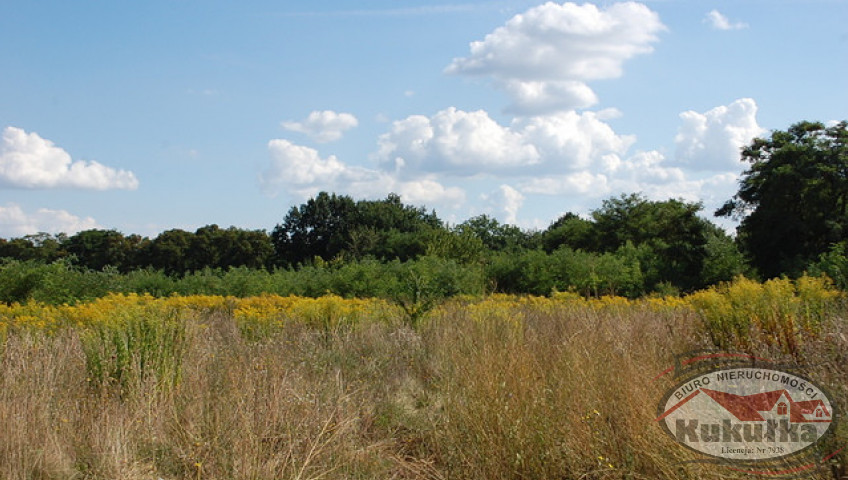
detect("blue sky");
top-left (1, 0), bottom-right (846, 238)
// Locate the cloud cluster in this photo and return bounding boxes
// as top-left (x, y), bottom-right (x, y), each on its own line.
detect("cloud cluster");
top-left (482, 185), bottom-right (525, 224)
top-left (704, 10), bottom-right (748, 30)
top-left (375, 107), bottom-right (634, 177)
top-left (282, 110), bottom-right (359, 143)
top-left (674, 98), bottom-right (764, 171)
top-left (262, 95), bottom-right (762, 224)
top-left (375, 108), bottom-right (539, 175)
top-left (446, 2), bottom-right (665, 114)
top-left (259, 2), bottom-right (764, 227)
top-left (261, 139), bottom-right (464, 208)
top-left (0, 127), bottom-right (139, 190)
top-left (0, 203), bottom-right (99, 237)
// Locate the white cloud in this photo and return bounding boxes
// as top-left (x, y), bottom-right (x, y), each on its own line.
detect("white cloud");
top-left (674, 98), bottom-right (764, 171)
top-left (376, 107), bottom-right (539, 175)
top-left (281, 110), bottom-right (359, 143)
top-left (446, 2), bottom-right (665, 113)
top-left (519, 110), bottom-right (635, 171)
top-left (395, 178), bottom-right (465, 207)
top-left (0, 126), bottom-right (139, 190)
top-left (375, 107), bottom-right (634, 177)
top-left (482, 185), bottom-right (525, 224)
top-left (502, 80), bottom-right (599, 114)
top-left (0, 203), bottom-right (99, 237)
top-left (261, 139), bottom-right (465, 209)
top-left (262, 139), bottom-right (348, 192)
top-left (520, 171), bottom-right (610, 196)
top-left (704, 10), bottom-right (748, 30)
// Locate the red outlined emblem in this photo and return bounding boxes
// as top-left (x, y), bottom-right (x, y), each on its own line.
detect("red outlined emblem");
top-left (655, 351), bottom-right (840, 475)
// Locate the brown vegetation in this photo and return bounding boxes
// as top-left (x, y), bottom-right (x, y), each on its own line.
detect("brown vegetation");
top-left (0, 292), bottom-right (846, 479)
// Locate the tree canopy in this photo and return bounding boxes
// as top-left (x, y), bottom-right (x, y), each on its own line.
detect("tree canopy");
top-left (717, 121), bottom-right (848, 278)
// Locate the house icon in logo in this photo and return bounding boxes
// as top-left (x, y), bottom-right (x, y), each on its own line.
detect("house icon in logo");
top-left (699, 389), bottom-right (831, 423)
top-left (658, 388), bottom-right (832, 424)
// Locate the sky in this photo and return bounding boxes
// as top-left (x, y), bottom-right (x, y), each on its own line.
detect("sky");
top-left (1, 0), bottom-right (846, 238)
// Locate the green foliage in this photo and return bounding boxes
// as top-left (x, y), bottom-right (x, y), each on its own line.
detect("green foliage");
top-left (558, 246), bottom-right (645, 298)
top-left (487, 250), bottom-right (557, 296)
top-left (386, 255), bottom-right (485, 326)
top-left (80, 308), bottom-right (187, 395)
top-left (64, 229), bottom-right (140, 272)
top-left (0, 260), bottom-right (120, 305)
top-left (146, 225), bottom-right (273, 274)
top-left (0, 233), bottom-right (66, 262)
top-left (271, 192), bottom-right (445, 265)
top-left (120, 268), bottom-right (178, 296)
top-left (3, 171), bottom-right (846, 302)
top-left (486, 246), bottom-right (645, 298)
top-left (425, 228), bottom-right (486, 264)
top-left (456, 214), bottom-right (532, 252)
top-left (31, 263), bottom-right (120, 304)
top-left (591, 193), bottom-right (709, 291)
top-left (688, 275), bottom-right (841, 356)
top-left (808, 241), bottom-right (848, 290)
top-left (542, 212), bottom-right (596, 252)
top-left (718, 121), bottom-right (848, 278)
top-left (700, 224), bottom-right (749, 285)
top-left (0, 260), bottom-right (50, 304)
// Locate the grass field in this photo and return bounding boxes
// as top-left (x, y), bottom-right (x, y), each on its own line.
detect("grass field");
top-left (0, 277), bottom-right (846, 479)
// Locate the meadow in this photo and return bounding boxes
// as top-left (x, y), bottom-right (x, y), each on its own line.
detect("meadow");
top-left (0, 276), bottom-right (846, 479)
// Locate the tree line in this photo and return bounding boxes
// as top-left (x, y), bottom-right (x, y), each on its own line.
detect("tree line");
top-left (1, 120), bottom-right (846, 302)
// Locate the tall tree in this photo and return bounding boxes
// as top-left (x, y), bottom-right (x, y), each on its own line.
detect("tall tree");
top-left (591, 194), bottom-right (709, 291)
top-left (717, 121), bottom-right (848, 278)
top-left (145, 229), bottom-right (195, 275)
top-left (271, 192), bottom-right (357, 266)
top-left (63, 229), bottom-right (134, 271)
top-left (541, 212), bottom-right (596, 253)
top-left (457, 214), bottom-right (530, 252)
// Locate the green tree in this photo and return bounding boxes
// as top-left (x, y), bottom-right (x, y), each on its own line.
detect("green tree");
top-left (271, 192), bottom-right (358, 266)
top-left (541, 212), bottom-right (596, 253)
top-left (699, 224), bottom-right (748, 285)
top-left (63, 229), bottom-right (135, 271)
top-left (0, 233), bottom-right (67, 262)
top-left (591, 194), bottom-right (709, 291)
top-left (717, 121), bottom-right (848, 278)
top-left (351, 193), bottom-right (443, 260)
top-left (456, 214), bottom-right (530, 252)
top-left (145, 229), bottom-right (195, 275)
top-left (425, 228), bottom-right (486, 264)
top-left (273, 192), bottom-right (446, 265)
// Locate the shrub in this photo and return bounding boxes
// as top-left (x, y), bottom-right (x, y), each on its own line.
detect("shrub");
top-left (687, 275), bottom-right (841, 356)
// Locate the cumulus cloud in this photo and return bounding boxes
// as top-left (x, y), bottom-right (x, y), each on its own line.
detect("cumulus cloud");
top-left (446, 2), bottom-right (665, 113)
top-left (281, 110), bottom-right (359, 143)
top-left (395, 178), bottom-right (465, 207)
top-left (482, 185), bottom-right (525, 224)
top-left (375, 107), bottom-right (634, 177)
top-left (260, 139), bottom-right (464, 208)
top-left (0, 203), bottom-right (99, 237)
top-left (0, 126), bottom-right (139, 190)
top-left (376, 108), bottom-right (540, 175)
top-left (262, 97), bottom-right (762, 229)
top-left (512, 99), bottom-right (761, 205)
top-left (262, 139), bottom-right (348, 191)
top-left (501, 80), bottom-right (599, 115)
top-left (519, 171), bottom-right (610, 196)
top-left (704, 10), bottom-right (748, 30)
top-left (674, 98), bottom-right (764, 171)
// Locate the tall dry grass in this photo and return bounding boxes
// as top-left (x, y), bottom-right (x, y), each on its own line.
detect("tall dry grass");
top-left (0, 292), bottom-right (845, 479)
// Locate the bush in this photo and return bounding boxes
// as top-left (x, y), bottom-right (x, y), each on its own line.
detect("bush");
top-left (0, 260), bottom-right (51, 304)
top-left (687, 275), bottom-right (841, 356)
